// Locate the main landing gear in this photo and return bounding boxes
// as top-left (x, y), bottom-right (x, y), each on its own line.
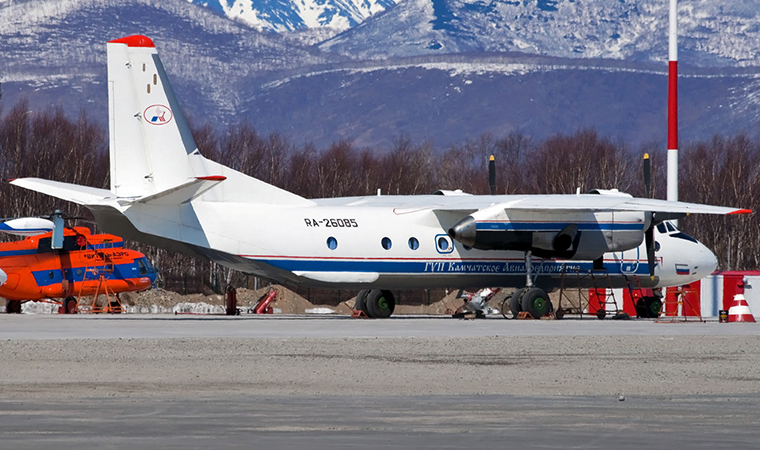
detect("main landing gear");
top-left (503, 251), bottom-right (554, 319)
top-left (5, 300), bottom-right (22, 314)
top-left (355, 289), bottom-right (396, 318)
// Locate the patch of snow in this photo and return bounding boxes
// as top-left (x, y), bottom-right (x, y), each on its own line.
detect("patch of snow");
top-left (21, 301), bottom-right (59, 314)
top-left (172, 302), bottom-right (226, 314)
top-left (305, 307), bottom-right (336, 314)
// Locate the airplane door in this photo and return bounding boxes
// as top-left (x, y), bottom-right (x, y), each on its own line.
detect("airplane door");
top-left (618, 247), bottom-right (640, 275)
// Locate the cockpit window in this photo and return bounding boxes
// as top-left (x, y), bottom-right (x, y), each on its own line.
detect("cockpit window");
top-left (665, 222), bottom-right (676, 233)
top-left (137, 258), bottom-right (148, 275)
top-left (672, 232), bottom-right (698, 243)
top-left (656, 223), bottom-right (667, 234)
top-left (137, 257), bottom-right (157, 275)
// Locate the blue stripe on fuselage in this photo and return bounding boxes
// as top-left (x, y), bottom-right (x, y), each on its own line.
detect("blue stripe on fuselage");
top-left (475, 222), bottom-right (644, 231)
top-left (256, 258), bottom-right (651, 277)
top-left (31, 261), bottom-right (150, 287)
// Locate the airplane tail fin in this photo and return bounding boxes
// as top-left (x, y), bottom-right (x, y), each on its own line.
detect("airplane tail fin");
top-left (106, 35), bottom-right (310, 206)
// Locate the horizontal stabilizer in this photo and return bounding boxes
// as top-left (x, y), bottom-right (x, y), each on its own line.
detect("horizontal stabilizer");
top-left (9, 178), bottom-right (113, 205)
top-left (136, 176), bottom-right (226, 205)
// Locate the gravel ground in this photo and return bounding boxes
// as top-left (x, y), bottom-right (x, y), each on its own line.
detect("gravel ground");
top-left (1, 334), bottom-right (758, 399)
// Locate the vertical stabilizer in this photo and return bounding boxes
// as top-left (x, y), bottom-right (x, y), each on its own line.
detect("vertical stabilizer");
top-left (107, 35), bottom-right (201, 198)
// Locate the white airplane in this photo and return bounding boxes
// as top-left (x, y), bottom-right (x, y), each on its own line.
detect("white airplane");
top-left (10, 35), bottom-right (752, 318)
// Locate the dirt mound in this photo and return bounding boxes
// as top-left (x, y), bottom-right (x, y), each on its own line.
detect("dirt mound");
top-left (115, 285), bottom-right (535, 316)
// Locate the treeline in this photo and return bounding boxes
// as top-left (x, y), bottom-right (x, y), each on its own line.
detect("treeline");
top-left (1, 98), bottom-right (758, 297)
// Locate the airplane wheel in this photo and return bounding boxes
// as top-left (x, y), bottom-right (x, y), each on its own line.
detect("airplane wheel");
top-left (355, 290), bottom-right (370, 316)
top-left (63, 297), bottom-right (78, 314)
top-left (6, 300), bottom-right (22, 314)
top-left (521, 288), bottom-right (551, 318)
top-left (500, 298), bottom-right (515, 319)
top-left (596, 309), bottom-right (606, 320)
top-left (365, 290), bottom-right (395, 319)
top-left (645, 297), bottom-right (662, 318)
top-left (508, 289), bottom-right (525, 318)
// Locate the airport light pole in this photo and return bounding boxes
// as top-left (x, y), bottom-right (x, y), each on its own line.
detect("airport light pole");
top-left (667, 0), bottom-right (678, 213)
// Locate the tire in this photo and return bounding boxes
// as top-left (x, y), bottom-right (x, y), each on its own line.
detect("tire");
top-left (645, 297), bottom-right (662, 318)
top-left (365, 290), bottom-right (395, 319)
top-left (521, 288), bottom-right (551, 318)
top-left (509, 289), bottom-right (524, 318)
top-left (355, 290), bottom-right (370, 316)
top-left (596, 309), bottom-right (606, 320)
top-left (6, 300), bottom-right (22, 314)
top-left (63, 297), bottom-right (78, 314)
top-left (635, 297), bottom-right (662, 318)
top-left (500, 297), bottom-right (515, 319)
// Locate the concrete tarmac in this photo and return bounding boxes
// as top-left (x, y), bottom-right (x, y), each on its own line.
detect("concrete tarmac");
top-left (1, 314), bottom-right (759, 449)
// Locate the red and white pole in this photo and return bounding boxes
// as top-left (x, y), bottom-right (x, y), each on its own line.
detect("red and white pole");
top-left (667, 0), bottom-right (678, 206)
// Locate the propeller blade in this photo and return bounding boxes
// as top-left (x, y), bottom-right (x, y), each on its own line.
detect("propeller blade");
top-left (645, 226), bottom-right (656, 278)
top-left (643, 153), bottom-right (651, 198)
top-left (488, 155), bottom-right (496, 195)
top-left (51, 210), bottom-right (65, 249)
top-left (0, 217), bottom-right (55, 236)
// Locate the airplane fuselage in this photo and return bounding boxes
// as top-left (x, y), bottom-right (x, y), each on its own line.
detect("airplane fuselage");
top-left (100, 194), bottom-right (717, 292)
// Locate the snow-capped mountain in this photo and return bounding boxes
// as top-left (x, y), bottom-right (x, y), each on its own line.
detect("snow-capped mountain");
top-left (2, 0), bottom-right (760, 151)
top-left (186, 0), bottom-right (399, 33)
top-left (321, 0), bottom-right (760, 67)
top-left (0, 0), bottom-right (335, 124)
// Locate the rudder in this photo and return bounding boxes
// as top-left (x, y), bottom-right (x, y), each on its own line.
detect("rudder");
top-left (107, 35), bottom-right (201, 198)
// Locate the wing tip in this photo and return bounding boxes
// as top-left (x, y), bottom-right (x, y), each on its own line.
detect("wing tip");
top-left (728, 209), bottom-right (754, 215)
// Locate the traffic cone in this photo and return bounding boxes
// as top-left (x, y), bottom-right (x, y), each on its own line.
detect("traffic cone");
top-left (727, 294), bottom-right (756, 323)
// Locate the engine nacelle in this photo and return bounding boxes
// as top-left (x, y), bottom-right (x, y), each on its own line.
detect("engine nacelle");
top-left (448, 209), bottom-right (647, 260)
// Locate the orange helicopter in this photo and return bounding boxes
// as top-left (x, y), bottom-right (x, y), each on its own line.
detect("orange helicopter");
top-left (0, 214), bottom-right (157, 314)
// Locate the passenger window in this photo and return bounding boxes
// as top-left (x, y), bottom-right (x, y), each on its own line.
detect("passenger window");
top-left (436, 234), bottom-right (454, 254)
top-left (326, 237), bottom-right (338, 250)
top-left (408, 237), bottom-right (419, 250)
top-left (381, 237), bottom-right (392, 250)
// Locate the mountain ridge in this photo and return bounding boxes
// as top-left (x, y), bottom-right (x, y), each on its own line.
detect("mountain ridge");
top-left (1, 0), bottom-right (759, 151)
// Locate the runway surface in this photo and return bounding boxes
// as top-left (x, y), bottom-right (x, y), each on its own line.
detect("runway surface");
top-left (1, 314), bottom-right (759, 449)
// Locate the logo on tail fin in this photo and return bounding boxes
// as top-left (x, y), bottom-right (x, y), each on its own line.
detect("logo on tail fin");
top-left (143, 105), bottom-right (173, 125)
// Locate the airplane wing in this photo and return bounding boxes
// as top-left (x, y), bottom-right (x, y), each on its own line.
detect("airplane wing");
top-left (428, 194), bottom-right (751, 216)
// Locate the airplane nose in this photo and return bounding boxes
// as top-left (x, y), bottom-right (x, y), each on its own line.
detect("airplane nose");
top-left (696, 243), bottom-right (719, 279)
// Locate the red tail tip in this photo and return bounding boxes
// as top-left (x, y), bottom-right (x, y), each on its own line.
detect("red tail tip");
top-left (108, 35), bottom-right (155, 48)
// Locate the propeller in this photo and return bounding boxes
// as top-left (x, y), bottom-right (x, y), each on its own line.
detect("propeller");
top-left (488, 155), bottom-right (496, 195)
top-left (642, 153), bottom-right (656, 278)
top-left (643, 153), bottom-right (651, 198)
